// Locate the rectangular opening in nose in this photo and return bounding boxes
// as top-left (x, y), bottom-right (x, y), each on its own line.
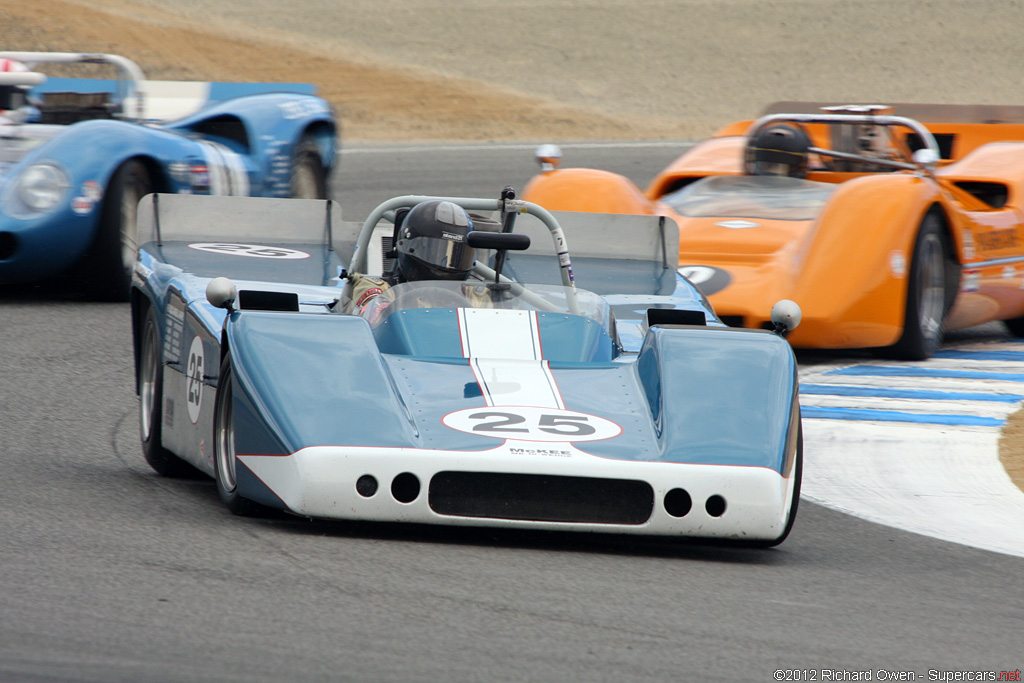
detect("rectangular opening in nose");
top-left (429, 471), bottom-right (653, 525)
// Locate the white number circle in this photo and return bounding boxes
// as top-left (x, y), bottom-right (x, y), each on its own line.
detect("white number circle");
top-left (188, 243), bottom-right (311, 259)
top-left (443, 406), bottom-right (622, 443)
top-left (186, 336), bottom-right (205, 424)
top-left (678, 265), bottom-right (717, 285)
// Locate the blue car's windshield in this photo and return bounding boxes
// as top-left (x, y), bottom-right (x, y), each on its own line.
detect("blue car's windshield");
top-left (662, 175), bottom-right (837, 220)
top-left (358, 279), bottom-right (611, 331)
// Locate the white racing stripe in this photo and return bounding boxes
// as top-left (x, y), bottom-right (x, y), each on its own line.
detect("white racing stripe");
top-left (469, 358), bottom-right (564, 410)
top-left (459, 308), bottom-right (564, 409)
top-left (200, 140), bottom-right (250, 196)
top-left (457, 308), bottom-right (541, 360)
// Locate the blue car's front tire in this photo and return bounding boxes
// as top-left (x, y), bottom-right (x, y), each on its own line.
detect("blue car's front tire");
top-left (289, 135), bottom-right (328, 200)
top-left (82, 159), bottom-right (151, 300)
top-left (214, 354), bottom-right (272, 517)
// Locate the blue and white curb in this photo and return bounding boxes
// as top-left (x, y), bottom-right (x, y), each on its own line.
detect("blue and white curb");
top-left (798, 341), bottom-right (1024, 558)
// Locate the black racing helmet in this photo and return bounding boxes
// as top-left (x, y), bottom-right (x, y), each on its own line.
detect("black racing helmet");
top-left (745, 124), bottom-right (812, 178)
top-left (396, 199), bottom-right (476, 282)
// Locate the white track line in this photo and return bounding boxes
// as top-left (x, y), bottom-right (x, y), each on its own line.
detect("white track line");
top-left (799, 351), bottom-right (1024, 558)
top-left (341, 141), bottom-right (694, 155)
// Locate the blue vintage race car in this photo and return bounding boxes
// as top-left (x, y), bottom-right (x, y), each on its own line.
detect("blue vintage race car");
top-left (0, 51), bottom-right (336, 298)
top-left (130, 190), bottom-right (803, 546)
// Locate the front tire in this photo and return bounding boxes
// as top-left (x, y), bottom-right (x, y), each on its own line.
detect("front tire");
top-left (84, 160), bottom-right (152, 301)
top-left (139, 307), bottom-right (193, 477)
top-left (213, 355), bottom-right (269, 516)
top-left (752, 422), bottom-right (803, 548)
top-left (1005, 317), bottom-right (1024, 338)
top-left (882, 211), bottom-right (954, 360)
top-left (289, 135), bottom-right (329, 199)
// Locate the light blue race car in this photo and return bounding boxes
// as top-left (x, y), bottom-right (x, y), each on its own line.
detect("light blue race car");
top-left (0, 51), bottom-right (337, 299)
top-left (130, 191), bottom-right (804, 546)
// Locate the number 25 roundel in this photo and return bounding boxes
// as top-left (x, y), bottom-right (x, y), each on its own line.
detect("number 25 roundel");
top-left (442, 406), bottom-right (622, 443)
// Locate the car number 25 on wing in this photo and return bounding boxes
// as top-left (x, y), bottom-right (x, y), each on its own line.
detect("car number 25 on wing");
top-left (188, 243), bottom-right (311, 259)
top-left (442, 407), bottom-right (622, 442)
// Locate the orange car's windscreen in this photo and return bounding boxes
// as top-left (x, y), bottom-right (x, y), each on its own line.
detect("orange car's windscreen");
top-left (663, 175), bottom-right (837, 220)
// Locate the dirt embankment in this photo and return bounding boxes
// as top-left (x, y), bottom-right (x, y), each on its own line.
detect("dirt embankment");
top-left (1, 0), bottom-right (669, 142)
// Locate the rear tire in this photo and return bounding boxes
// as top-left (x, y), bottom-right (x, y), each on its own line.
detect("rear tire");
top-left (879, 211), bottom-right (954, 360)
top-left (82, 160), bottom-right (151, 301)
top-left (139, 307), bottom-right (194, 477)
top-left (213, 355), bottom-right (270, 516)
top-left (289, 135), bottom-right (328, 199)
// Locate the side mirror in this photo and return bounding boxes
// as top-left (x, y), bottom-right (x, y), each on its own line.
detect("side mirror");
top-left (206, 277), bottom-right (238, 311)
top-left (534, 144), bottom-right (563, 172)
top-left (771, 299), bottom-right (802, 338)
top-left (912, 148), bottom-right (939, 170)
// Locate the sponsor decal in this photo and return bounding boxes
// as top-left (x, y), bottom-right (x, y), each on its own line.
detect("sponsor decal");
top-left (962, 230), bottom-right (976, 260)
top-left (188, 243), bottom-right (311, 259)
top-left (71, 195), bottom-right (94, 215)
top-left (714, 219), bottom-right (760, 229)
top-left (1004, 266), bottom-right (1016, 280)
top-left (962, 270), bottom-right (980, 293)
top-left (186, 336), bottom-right (204, 425)
top-left (278, 99), bottom-right (330, 119)
top-left (889, 250), bottom-right (906, 278)
top-left (190, 164), bottom-right (210, 190)
top-left (976, 228), bottom-right (1020, 252)
top-left (678, 265), bottom-right (732, 296)
top-left (81, 180), bottom-right (102, 201)
top-left (442, 406), bottom-right (622, 443)
top-left (164, 299), bottom-right (186, 361)
top-left (509, 447), bottom-right (573, 458)
top-left (441, 231), bottom-right (464, 242)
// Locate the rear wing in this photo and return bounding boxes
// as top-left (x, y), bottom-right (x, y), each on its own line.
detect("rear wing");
top-left (763, 101), bottom-right (1024, 125)
top-left (137, 193), bottom-right (356, 250)
top-left (135, 194), bottom-right (677, 301)
top-left (1, 51), bottom-right (317, 123)
top-left (519, 210), bottom-right (678, 266)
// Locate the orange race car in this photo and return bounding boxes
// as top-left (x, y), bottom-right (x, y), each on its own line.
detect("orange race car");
top-left (522, 102), bottom-right (1024, 359)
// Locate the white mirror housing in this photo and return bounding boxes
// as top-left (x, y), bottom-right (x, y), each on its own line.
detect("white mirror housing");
top-left (913, 147), bottom-right (940, 169)
top-left (770, 299), bottom-right (802, 337)
top-left (206, 277), bottom-right (237, 311)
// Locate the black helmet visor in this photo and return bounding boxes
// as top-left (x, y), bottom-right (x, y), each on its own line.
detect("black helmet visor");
top-left (403, 233), bottom-right (475, 274)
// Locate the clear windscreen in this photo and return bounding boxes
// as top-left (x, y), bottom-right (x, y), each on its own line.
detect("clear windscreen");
top-left (663, 175), bottom-right (836, 220)
top-left (358, 279), bottom-right (611, 330)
